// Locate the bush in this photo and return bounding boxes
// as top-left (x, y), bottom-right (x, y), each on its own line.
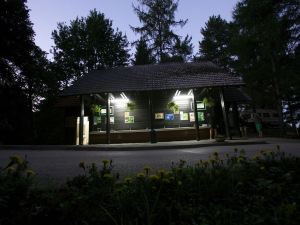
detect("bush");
top-left (0, 149), bottom-right (300, 225)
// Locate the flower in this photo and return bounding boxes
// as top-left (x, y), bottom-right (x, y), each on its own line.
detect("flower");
top-left (149, 175), bottom-right (159, 181)
top-left (26, 169), bottom-right (35, 177)
top-left (158, 169), bottom-right (166, 178)
top-left (136, 173), bottom-right (145, 179)
top-left (103, 173), bottom-right (114, 180)
top-left (124, 177), bottom-right (132, 184)
top-left (10, 155), bottom-right (23, 165)
top-left (102, 159), bottom-right (110, 166)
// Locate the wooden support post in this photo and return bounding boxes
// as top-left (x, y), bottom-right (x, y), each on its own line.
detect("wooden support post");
top-left (79, 95), bottom-right (84, 145)
top-left (232, 102), bottom-right (242, 137)
top-left (193, 89), bottom-right (200, 141)
top-left (148, 91), bottom-right (157, 143)
top-left (106, 93), bottom-right (111, 144)
top-left (219, 87), bottom-right (230, 139)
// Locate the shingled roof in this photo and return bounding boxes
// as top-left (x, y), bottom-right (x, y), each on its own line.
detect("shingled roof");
top-left (61, 61), bottom-right (244, 96)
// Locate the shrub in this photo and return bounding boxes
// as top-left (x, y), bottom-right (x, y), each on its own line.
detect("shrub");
top-left (0, 149), bottom-right (299, 225)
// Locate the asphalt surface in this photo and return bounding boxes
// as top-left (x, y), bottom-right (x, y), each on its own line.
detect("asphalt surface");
top-left (0, 138), bottom-right (299, 184)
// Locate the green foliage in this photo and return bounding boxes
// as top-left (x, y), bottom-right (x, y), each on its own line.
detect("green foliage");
top-left (133, 38), bottom-right (156, 65)
top-left (167, 101), bottom-right (179, 113)
top-left (1, 150), bottom-right (300, 225)
top-left (0, 0), bottom-right (58, 144)
top-left (230, 0), bottom-right (300, 118)
top-left (90, 104), bottom-right (101, 114)
top-left (199, 15), bottom-right (232, 69)
top-left (0, 0), bottom-right (35, 85)
top-left (0, 155), bottom-right (35, 225)
top-left (52, 9), bottom-right (130, 86)
top-left (131, 0), bottom-right (193, 62)
top-left (127, 102), bottom-right (136, 112)
top-left (203, 97), bottom-right (215, 108)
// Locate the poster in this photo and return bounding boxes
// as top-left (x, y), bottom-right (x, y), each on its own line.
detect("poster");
top-left (101, 106), bottom-right (114, 115)
top-left (110, 116), bottom-right (114, 124)
top-left (155, 113), bottom-right (164, 119)
top-left (125, 116), bottom-right (134, 123)
top-left (93, 116), bottom-right (101, 125)
top-left (180, 111), bottom-right (189, 120)
top-left (124, 111), bottom-right (130, 117)
top-left (189, 112), bottom-right (195, 122)
top-left (165, 113), bottom-right (174, 121)
top-left (101, 108), bottom-right (106, 114)
top-left (197, 111), bottom-right (205, 122)
top-left (196, 101), bottom-right (205, 109)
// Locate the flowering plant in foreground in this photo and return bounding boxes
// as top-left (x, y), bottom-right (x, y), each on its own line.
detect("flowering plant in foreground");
top-left (0, 148), bottom-right (299, 225)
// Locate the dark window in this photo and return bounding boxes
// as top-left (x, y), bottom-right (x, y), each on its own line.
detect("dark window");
top-left (263, 113), bottom-right (270, 118)
top-left (273, 113), bottom-right (279, 117)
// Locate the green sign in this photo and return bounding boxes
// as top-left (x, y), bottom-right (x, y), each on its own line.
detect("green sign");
top-left (197, 111), bottom-right (205, 122)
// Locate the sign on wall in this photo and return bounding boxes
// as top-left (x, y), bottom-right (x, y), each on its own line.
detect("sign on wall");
top-left (196, 101), bottom-right (205, 109)
top-left (189, 112), bottom-right (195, 122)
top-left (197, 111), bottom-right (205, 122)
top-left (180, 111), bottom-right (189, 120)
top-left (101, 106), bottom-right (114, 115)
top-left (110, 116), bottom-right (114, 124)
top-left (155, 113), bottom-right (164, 119)
top-left (165, 113), bottom-right (174, 121)
top-left (93, 116), bottom-right (101, 125)
top-left (125, 116), bottom-right (134, 123)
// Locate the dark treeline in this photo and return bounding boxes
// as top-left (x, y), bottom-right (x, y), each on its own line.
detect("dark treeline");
top-left (0, 0), bottom-right (299, 144)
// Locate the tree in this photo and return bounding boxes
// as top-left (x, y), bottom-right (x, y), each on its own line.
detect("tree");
top-left (133, 38), bottom-right (155, 65)
top-left (131, 0), bottom-right (193, 63)
top-left (52, 10), bottom-right (130, 86)
top-left (199, 15), bottom-right (232, 69)
top-left (0, 0), bottom-right (61, 144)
top-left (0, 0), bottom-right (35, 85)
top-left (231, 0), bottom-right (300, 133)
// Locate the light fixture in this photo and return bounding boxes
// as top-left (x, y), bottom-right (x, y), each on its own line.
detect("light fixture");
top-left (173, 89), bottom-right (194, 101)
top-left (110, 92), bottom-right (130, 104)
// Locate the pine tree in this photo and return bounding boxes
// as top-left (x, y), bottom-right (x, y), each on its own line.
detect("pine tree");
top-left (133, 38), bottom-right (155, 65)
top-left (131, 0), bottom-right (192, 63)
top-left (199, 15), bottom-right (232, 69)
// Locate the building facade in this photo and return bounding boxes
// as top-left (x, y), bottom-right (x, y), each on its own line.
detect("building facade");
top-left (60, 62), bottom-right (247, 144)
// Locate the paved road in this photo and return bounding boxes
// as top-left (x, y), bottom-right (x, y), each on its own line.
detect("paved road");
top-left (0, 138), bottom-right (299, 184)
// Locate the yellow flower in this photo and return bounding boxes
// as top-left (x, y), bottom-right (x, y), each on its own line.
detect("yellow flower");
top-left (26, 169), bottom-right (35, 177)
top-left (158, 169), bottom-right (166, 178)
top-left (124, 177), bottom-right (132, 184)
top-left (103, 173), bottom-right (114, 180)
top-left (7, 166), bottom-right (16, 174)
top-left (102, 159), bottom-right (110, 166)
top-left (149, 175), bottom-right (159, 181)
top-left (137, 173), bottom-right (145, 179)
top-left (10, 155), bottom-right (23, 165)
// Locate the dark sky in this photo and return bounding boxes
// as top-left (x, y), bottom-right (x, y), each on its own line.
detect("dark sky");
top-left (28, 0), bottom-right (238, 58)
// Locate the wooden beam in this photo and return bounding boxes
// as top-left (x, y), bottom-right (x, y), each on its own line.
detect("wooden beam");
top-left (148, 91), bottom-right (157, 143)
top-left (106, 93), bottom-right (111, 144)
top-left (193, 89), bottom-right (200, 141)
top-left (79, 95), bottom-right (84, 145)
top-left (219, 87), bottom-right (230, 139)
